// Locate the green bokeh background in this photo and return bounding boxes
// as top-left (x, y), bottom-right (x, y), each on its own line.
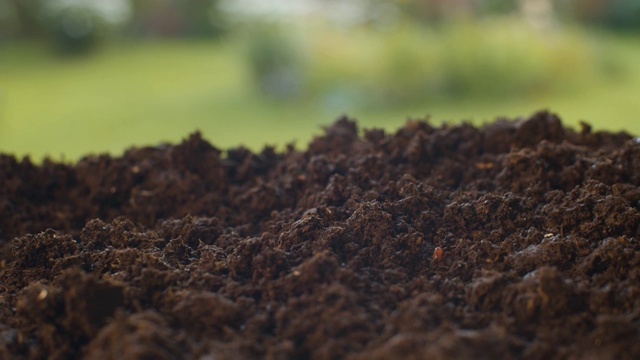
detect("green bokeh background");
top-left (1, 0), bottom-right (639, 162)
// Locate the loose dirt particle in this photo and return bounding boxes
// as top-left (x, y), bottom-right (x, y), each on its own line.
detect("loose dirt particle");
top-left (432, 247), bottom-right (444, 261)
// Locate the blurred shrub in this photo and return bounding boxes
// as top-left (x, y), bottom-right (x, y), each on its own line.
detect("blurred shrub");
top-left (291, 17), bottom-right (611, 108)
top-left (45, 6), bottom-right (106, 54)
top-left (433, 18), bottom-right (597, 98)
top-left (476, 0), bottom-right (520, 15)
top-left (244, 24), bottom-right (306, 100)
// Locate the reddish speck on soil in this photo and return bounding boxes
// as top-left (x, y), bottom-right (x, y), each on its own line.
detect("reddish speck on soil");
top-left (1, 111), bottom-right (640, 359)
top-left (432, 246), bottom-right (444, 261)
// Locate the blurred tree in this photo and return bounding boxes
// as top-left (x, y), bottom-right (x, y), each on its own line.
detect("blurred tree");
top-left (0, 1), bottom-right (16, 39)
top-left (478, 0), bottom-right (519, 15)
top-left (4, 0), bottom-right (46, 38)
top-left (559, 0), bottom-right (640, 30)
top-left (127, 0), bottom-right (225, 38)
top-left (1, 0), bottom-right (131, 52)
top-left (395, 0), bottom-right (476, 24)
top-left (182, 0), bottom-right (225, 37)
top-left (391, 0), bottom-right (536, 24)
top-left (610, 0), bottom-right (640, 30)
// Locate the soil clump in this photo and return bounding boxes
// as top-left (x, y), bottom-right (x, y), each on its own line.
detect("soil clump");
top-left (1, 111), bottom-right (640, 359)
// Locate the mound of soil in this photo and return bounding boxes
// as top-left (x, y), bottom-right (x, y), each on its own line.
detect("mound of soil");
top-left (2, 111), bottom-right (640, 359)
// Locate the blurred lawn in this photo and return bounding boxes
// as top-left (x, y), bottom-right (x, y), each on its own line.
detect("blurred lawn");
top-left (1, 30), bottom-right (640, 162)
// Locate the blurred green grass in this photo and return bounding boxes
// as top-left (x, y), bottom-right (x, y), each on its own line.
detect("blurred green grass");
top-left (1, 28), bottom-right (640, 162)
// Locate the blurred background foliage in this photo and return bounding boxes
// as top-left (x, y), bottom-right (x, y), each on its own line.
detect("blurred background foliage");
top-left (1, 0), bottom-right (639, 161)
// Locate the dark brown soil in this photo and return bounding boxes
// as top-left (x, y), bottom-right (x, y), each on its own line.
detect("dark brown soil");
top-left (2, 111), bottom-right (640, 359)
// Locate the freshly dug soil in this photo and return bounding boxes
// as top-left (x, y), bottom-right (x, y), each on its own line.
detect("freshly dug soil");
top-left (2, 111), bottom-right (640, 359)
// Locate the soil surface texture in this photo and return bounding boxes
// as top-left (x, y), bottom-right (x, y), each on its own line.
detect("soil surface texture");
top-left (2, 111), bottom-right (640, 359)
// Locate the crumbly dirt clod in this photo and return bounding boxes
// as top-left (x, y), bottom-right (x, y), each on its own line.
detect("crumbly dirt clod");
top-left (1, 111), bottom-right (640, 359)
